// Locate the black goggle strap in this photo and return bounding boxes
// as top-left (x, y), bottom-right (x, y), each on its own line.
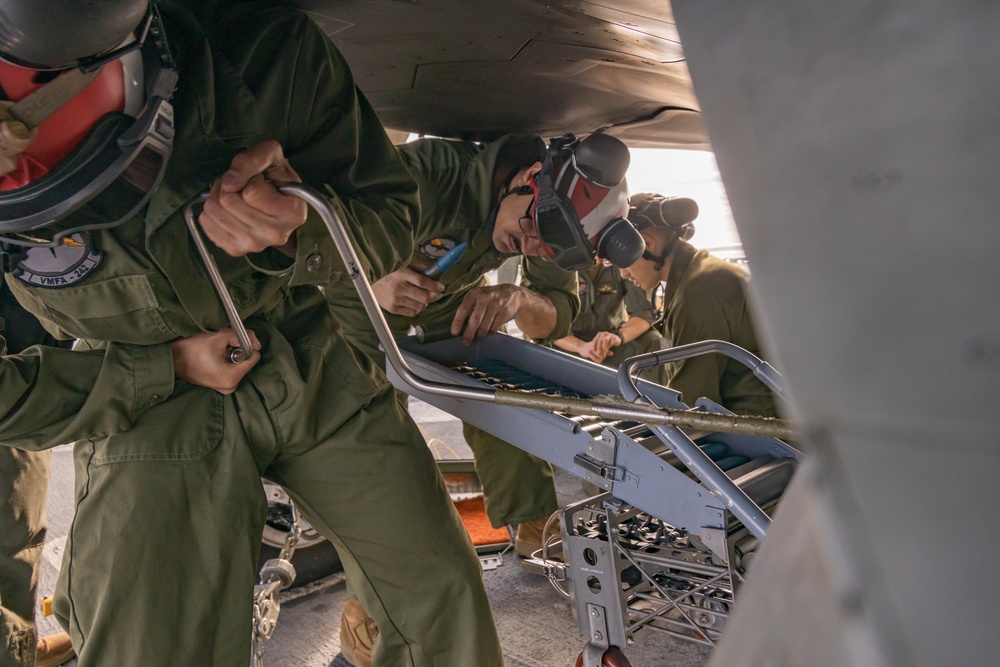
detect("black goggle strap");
top-left (641, 231), bottom-right (680, 272)
top-left (489, 182), bottom-right (534, 240)
top-left (531, 157), bottom-right (559, 249)
top-left (498, 165), bottom-right (523, 199)
top-left (74, 2), bottom-right (172, 74)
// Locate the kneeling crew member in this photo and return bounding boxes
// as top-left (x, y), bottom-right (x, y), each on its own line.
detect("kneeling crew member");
top-left (621, 193), bottom-right (777, 417)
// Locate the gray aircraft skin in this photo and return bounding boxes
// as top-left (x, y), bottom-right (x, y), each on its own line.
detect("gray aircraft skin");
top-left (280, 1), bottom-right (998, 665)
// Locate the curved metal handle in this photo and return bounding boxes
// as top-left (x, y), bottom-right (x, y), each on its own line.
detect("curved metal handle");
top-left (615, 340), bottom-right (788, 541)
top-left (183, 192), bottom-right (254, 363)
top-left (276, 183), bottom-right (499, 403)
top-left (617, 339), bottom-right (785, 402)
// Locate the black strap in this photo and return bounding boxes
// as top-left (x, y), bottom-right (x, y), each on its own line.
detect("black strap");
top-left (641, 232), bottom-right (680, 271)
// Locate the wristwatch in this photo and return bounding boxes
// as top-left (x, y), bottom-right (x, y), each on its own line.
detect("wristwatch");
top-left (611, 329), bottom-right (625, 345)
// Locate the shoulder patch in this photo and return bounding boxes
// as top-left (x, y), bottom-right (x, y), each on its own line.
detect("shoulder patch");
top-left (13, 233), bottom-right (103, 288)
top-left (418, 236), bottom-right (458, 259)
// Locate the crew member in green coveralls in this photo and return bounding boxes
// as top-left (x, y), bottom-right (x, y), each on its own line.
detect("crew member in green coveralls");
top-left (0, 2), bottom-right (502, 666)
top-left (621, 194), bottom-right (778, 417)
top-left (326, 132), bottom-right (647, 667)
top-left (1, 279), bottom-right (74, 667)
top-left (0, 282), bottom-right (252, 667)
top-left (552, 258), bottom-right (667, 375)
top-left (326, 133), bottom-right (643, 552)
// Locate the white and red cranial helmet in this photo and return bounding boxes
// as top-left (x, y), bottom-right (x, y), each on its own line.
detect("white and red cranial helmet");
top-left (553, 161), bottom-right (631, 240)
top-left (0, 0), bottom-right (176, 247)
top-left (533, 133), bottom-right (645, 270)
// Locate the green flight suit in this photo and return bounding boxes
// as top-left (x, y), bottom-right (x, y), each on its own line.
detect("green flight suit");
top-left (0, 445), bottom-right (47, 667)
top-left (562, 263), bottom-right (668, 376)
top-left (656, 240), bottom-right (778, 417)
top-left (326, 135), bottom-right (581, 527)
top-left (0, 4), bottom-right (501, 667)
top-left (1, 278), bottom-right (93, 667)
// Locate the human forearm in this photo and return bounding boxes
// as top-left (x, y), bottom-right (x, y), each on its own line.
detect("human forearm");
top-left (513, 288), bottom-right (558, 340)
top-left (0, 343), bottom-right (173, 451)
top-left (620, 317), bottom-right (652, 343)
top-left (519, 258), bottom-right (580, 342)
top-left (553, 334), bottom-right (586, 355)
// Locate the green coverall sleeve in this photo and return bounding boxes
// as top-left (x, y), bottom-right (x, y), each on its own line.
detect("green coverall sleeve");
top-left (233, 11), bottom-right (419, 287)
top-left (0, 341), bottom-right (173, 452)
top-left (518, 257), bottom-right (580, 343)
top-left (623, 280), bottom-right (657, 324)
top-left (662, 275), bottom-right (737, 408)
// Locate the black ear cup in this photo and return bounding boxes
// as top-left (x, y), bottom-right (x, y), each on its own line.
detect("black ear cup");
top-left (595, 218), bottom-right (645, 268)
top-left (572, 134), bottom-right (630, 187)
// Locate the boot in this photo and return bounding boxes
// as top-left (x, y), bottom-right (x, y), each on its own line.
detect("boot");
top-left (339, 598), bottom-right (378, 667)
top-left (515, 515), bottom-right (560, 558)
top-left (35, 632), bottom-right (74, 667)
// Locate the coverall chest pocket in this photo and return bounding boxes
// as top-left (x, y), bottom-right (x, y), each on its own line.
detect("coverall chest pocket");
top-left (9, 274), bottom-right (178, 344)
top-left (91, 386), bottom-right (225, 465)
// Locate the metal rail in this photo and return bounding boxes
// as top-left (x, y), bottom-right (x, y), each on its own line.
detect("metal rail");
top-left (492, 390), bottom-right (795, 440)
top-left (184, 183), bottom-right (798, 444)
top-left (617, 340), bottom-right (785, 401)
top-left (183, 192), bottom-right (254, 363)
top-left (616, 340), bottom-right (788, 540)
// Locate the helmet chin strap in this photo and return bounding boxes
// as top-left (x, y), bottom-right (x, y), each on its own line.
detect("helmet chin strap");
top-left (642, 230), bottom-right (680, 271)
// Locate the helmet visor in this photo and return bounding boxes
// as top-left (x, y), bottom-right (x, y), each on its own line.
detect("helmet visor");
top-left (0, 101), bottom-right (172, 246)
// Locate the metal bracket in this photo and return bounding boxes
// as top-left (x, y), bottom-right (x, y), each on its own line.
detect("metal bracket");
top-left (585, 603), bottom-right (610, 648)
top-left (574, 453), bottom-right (625, 484)
top-left (580, 643), bottom-right (607, 667)
top-left (574, 427), bottom-right (634, 490)
top-left (479, 553), bottom-right (503, 571)
top-left (520, 556), bottom-right (567, 580)
top-left (699, 526), bottom-right (730, 565)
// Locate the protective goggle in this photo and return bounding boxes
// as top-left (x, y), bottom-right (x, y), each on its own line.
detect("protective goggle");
top-left (525, 177), bottom-right (638, 272)
top-left (0, 5), bottom-right (176, 248)
top-left (529, 179), bottom-right (598, 271)
top-left (501, 183), bottom-right (596, 271)
top-left (524, 133), bottom-right (642, 271)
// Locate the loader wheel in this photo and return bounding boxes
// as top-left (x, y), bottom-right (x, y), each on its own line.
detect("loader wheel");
top-left (575, 646), bottom-right (633, 667)
top-left (257, 481), bottom-right (344, 588)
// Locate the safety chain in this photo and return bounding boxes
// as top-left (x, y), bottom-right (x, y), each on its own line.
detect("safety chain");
top-left (250, 503), bottom-right (303, 666)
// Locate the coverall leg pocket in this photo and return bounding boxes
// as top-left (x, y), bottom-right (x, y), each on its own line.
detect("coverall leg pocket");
top-left (56, 395), bottom-right (269, 667)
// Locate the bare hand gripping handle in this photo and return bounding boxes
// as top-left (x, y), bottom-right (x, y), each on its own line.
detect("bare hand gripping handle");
top-left (276, 183), bottom-right (498, 401)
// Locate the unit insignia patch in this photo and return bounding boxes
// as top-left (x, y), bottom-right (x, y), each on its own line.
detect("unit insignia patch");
top-left (13, 233), bottom-right (103, 288)
top-left (418, 236), bottom-right (458, 259)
